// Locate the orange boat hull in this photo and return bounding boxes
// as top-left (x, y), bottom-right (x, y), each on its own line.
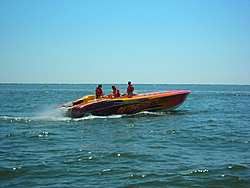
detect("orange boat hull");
top-left (57, 90), bottom-right (190, 118)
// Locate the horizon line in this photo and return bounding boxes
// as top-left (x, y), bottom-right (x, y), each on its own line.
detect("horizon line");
top-left (0, 82), bottom-right (249, 85)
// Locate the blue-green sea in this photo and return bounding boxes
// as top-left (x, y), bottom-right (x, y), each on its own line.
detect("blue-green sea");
top-left (0, 84), bottom-right (249, 187)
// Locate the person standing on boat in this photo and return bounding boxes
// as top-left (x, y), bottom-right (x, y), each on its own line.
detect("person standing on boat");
top-left (127, 81), bottom-right (134, 97)
top-left (96, 85), bottom-right (104, 99)
top-left (112, 85), bottom-right (121, 98)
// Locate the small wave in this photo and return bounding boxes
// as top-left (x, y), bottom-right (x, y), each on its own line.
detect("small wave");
top-left (182, 169), bottom-right (209, 175)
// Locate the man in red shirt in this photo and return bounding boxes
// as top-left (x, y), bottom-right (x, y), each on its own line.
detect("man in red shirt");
top-left (96, 85), bottom-right (104, 99)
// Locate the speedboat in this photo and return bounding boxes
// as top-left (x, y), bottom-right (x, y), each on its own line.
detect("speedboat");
top-left (56, 90), bottom-right (190, 118)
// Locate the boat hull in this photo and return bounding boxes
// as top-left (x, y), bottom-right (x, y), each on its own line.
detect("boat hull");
top-left (58, 90), bottom-right (190, 118)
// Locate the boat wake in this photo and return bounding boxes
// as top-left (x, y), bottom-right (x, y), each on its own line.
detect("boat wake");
top-left (0, 109), bottom-right (189, 123)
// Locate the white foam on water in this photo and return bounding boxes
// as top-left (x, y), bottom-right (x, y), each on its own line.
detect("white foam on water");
top-left (1, 108), bottom-right (170, 123)
top-left (32, 106), bottom-right (73, 121)
top-left (38, 107), bottom-right (69, 118)
top-left (74, 113), bottom-right (124, 121)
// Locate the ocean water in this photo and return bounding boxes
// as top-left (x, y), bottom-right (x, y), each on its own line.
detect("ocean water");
top-left (0, 84), bottom-right (249, 187)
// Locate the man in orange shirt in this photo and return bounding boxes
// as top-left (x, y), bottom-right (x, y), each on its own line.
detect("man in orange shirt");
top-left (112, 85), bottom-right (121, 98)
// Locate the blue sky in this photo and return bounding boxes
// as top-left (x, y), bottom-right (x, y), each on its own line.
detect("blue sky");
top-left (0, 0), bottom-right (249, 84)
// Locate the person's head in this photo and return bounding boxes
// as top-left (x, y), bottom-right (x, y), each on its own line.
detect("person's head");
top-left (112, 85), bottom-right (115, 89)
top-left (128, 81), bottom-right (131, 85)
top-left (98, 84), bottom-right (102, 87)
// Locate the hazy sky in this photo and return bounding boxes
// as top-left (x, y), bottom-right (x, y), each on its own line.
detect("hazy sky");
top-left (0, 0), bottom-right (249, 84)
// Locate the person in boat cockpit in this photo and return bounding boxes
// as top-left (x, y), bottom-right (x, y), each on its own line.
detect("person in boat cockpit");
top-left (112, 85), bottom-right (121, 98)
top-left (96, 85), bottom-right (104, 99)
top-left (127, 81), bottom-right (134, 97)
